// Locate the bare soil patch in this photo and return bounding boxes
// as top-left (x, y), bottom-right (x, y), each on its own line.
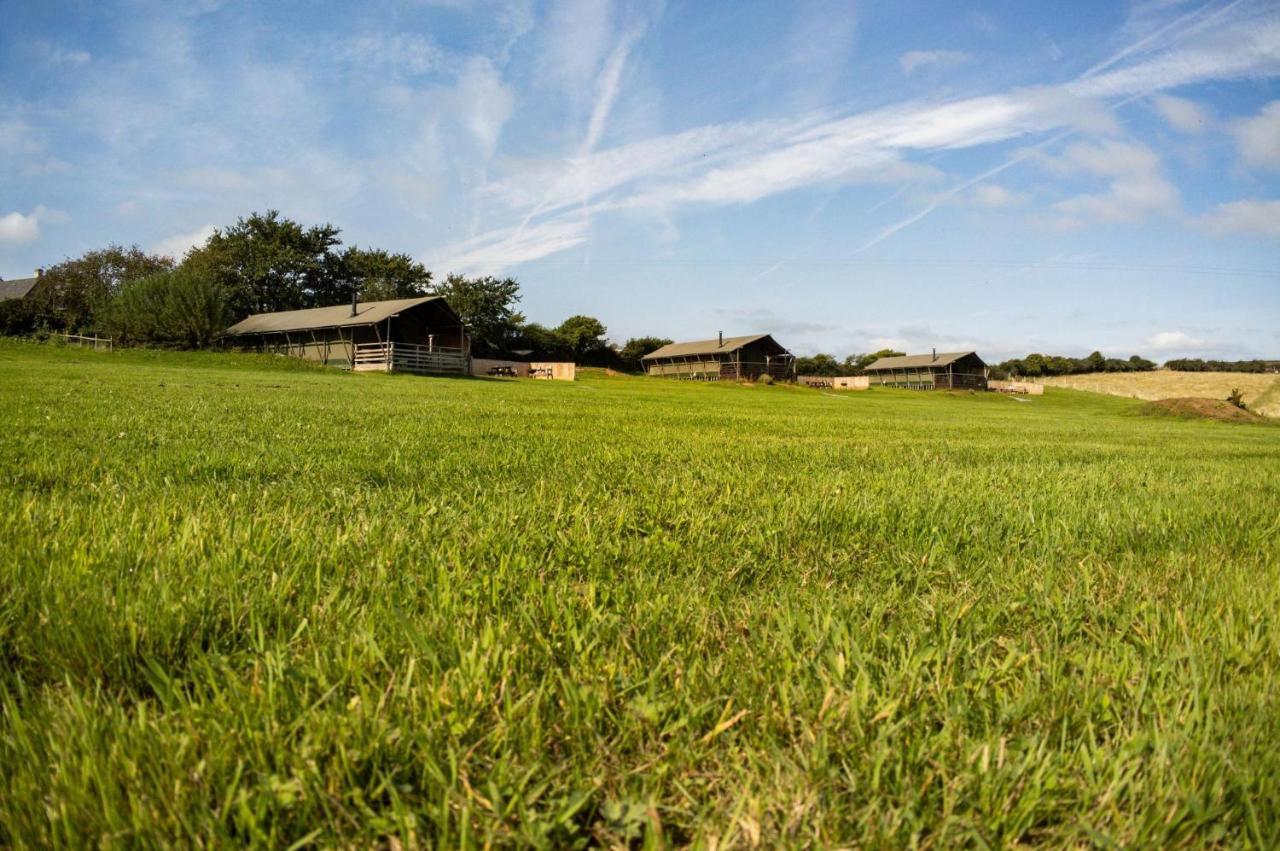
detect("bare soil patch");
top-left (1140, 397), bottom-right (1268, 424)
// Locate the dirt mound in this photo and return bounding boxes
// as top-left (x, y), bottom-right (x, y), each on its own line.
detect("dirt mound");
top-left (1140, 397), bottom-right (1267, 424)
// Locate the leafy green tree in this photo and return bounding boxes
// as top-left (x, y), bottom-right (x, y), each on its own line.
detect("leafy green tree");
top-left (510, 322), bottom-right (563, 356)
top-left (1019, 353), bottom-right (1048, 377)
top-left (106, 268), bottom-right (230, 348)
top-left (181, 210), bottom-right (342, 316)
top-left (619, 336), bottom-right (672, 371)
top-left (431, 273), bottom-right (524, 355)
top-left (851, 349), bottom-right (905, 372)
top-left (555, 315), bottom-right (608, 358)
top-left (795, 353), bottom-right (841, 376)
top-left (1128, 355), bottom-right (1156, 371)
top-left (1085, 350), bottom-right (1107, 372)
top-left (31, 246), bottom-right (173, 332)
top-left (332, 247), bottom-right (432, 302)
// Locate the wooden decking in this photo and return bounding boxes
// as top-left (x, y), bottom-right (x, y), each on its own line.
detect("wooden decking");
top-left (352, 342), bottom-right (468, 375)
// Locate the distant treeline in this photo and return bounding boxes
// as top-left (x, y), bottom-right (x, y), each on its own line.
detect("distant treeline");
top-left (794, 350), bottom-right (904, 377)
top-left (0, 210), bottom-right (672, 371)
top-left (1164, 358), bottom-right (1280, 373)
top-left (991, 352), bottom-right (1156, 379)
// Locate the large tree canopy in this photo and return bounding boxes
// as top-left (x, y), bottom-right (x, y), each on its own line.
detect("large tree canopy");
top-left (431, 273), bottom-right (524, 355)
top-left (333, 247), bottom-right (432, 302)
top-left (619, 336), bottom-right (673, 371)
top-left (555, 315), bottom-right (608, 358)
top-left (29, 245), bottom-right (174, 333)
top-left (181, 210), bottom-right (342, 316)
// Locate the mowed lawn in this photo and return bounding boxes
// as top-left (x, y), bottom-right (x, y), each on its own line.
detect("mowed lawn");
top-left (1, 340), bottom-right (1278, 848)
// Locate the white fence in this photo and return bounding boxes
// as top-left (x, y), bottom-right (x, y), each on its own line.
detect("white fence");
top-left (56, 333), bottom-right (113, 352)
top-left (352, 342), bottom-right (467, 375)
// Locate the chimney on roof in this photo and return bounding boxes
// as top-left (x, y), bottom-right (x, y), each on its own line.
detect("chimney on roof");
top-left (350, 287), bottom-right (358, 317)
top-left (718, 331), bottom-right (723, 347)
top-left (932, 347), bottom-right (937, 362)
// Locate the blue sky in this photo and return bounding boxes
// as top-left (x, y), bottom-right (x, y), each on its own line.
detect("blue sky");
top-left (2, 0), bottom-right (1278, 359)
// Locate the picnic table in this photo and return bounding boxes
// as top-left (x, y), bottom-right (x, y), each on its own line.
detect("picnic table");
top-left (488, 366), bottom-right (517, 377)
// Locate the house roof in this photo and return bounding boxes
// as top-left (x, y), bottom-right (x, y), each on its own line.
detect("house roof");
top-left (864, 351), bottom-right (983, 371)
top-left (642, 334), bottom-right (783, 360)
top-left (224, 296), bottom-right (453, 336)
top-left (0, 276), bottom-right (40, 302)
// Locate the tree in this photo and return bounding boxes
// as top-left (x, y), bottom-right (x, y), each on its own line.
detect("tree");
top-left (332, 247), bottom-right (432, 302)
top-left (555, 315), bottom-right (608, 358)
top-left (31, 246), bottom-right (173, 332)
top-left (851, 349), bottom-right (905, 372)
top-left (181, 210), bottom-right (342, 317)
top-left (1084, 350), bottom-right (1107, 373)
top-left (431, 273), bottom-right (524, 355)
top-left (619, 336), bottom-right (672, 371)
top-left (795, 353), bottom-right (841, 376)
top-left (1019, 353), bottom-right (1048, 377)
top-left (1128, 355), bottom-right (1156, 371)
top-left (510, 322), bottom-right (563, 357)
top-left (105, 268), bottom-right (230, 348)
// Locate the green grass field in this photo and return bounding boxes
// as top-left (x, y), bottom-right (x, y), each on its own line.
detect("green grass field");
top-left (2, 340), bottom-right (1278, 848)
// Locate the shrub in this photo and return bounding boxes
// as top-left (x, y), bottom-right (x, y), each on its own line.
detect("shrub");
top-left (1227, 388), bottom-right (1247, 410)
top-left (106, 269), bottom-right (230, 348)
top-left (758, 373), bottom-right (774, 385)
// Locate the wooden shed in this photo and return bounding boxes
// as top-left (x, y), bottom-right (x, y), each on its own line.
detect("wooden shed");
top-left (641, 333), bottom-right (795, 381)
top-left (224, 296), bottom-right (469, 375)
top-left (864, 351), bottom-right (988, 390)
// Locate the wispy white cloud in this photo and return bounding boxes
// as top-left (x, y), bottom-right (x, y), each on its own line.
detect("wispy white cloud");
top-left (1232, 100), bottom-right (1280, 169)
top-left (441, 1), bottom-right (1278, 273)
top-left (0, 212), bottom-right (41, 244)
top-left (1198, 198), bottom-right (1280, 238)
top-left (1041, 140), bottom-right (1178, 227)
top-left (1145, 329), bottom-right (1215, 352)
top-left (342, 33), bottom-right (444, 75)
top-left (538, 0), bottom-right (614, 102)
top-left (0, 205), bottom-right (67, 245)
top-left (898, 49), bottom-right (969, 75)
top-left (968, 12), bottom-right (998, 36)
top-left (427, 218), bottom-right (589, 275)
top-left (151, 223), bottom-right (217, 259)
top-left (34, 41), bottom-right (91, 66)
top-left (1151, 93), bottom-right (1211, 133)
top-left (1069, 14), bottom-right (1280, 99)
top-left (771, 0), bottom-right (860, 106)
top-left (969, 183), bottom-right (1025, 207)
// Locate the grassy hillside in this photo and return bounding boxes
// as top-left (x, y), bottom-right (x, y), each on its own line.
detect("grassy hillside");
top-left (1037, 369), bottom-right (1280, 417)
top-left (2, 340), bottom-right (1278, 847)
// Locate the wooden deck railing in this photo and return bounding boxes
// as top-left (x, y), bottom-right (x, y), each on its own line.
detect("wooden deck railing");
top-left (352, 342), bottom-right (467, 375)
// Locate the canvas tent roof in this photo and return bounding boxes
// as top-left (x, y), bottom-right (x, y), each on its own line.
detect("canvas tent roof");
top-left (224, 296), bottom-right (454, 336)
top-left (864, 351), bottom-right (981, 371)
top-left (642, 334), bottom-right (780, 360)
top-left (0, 276), bottom-right (40, 302)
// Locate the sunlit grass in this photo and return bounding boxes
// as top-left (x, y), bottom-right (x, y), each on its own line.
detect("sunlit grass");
top-left (1, 339), bottom-right (1278, 847)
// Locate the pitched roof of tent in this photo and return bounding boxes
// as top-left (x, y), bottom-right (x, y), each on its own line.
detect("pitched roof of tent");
top-left (642, 334), bottom-right (786, 360)
top-left (864, 351), bottom-right (983, 371)
top-left (0, 276), bottom-right (40, 302)
top-left (224, 296), bottom-right (456, 336)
